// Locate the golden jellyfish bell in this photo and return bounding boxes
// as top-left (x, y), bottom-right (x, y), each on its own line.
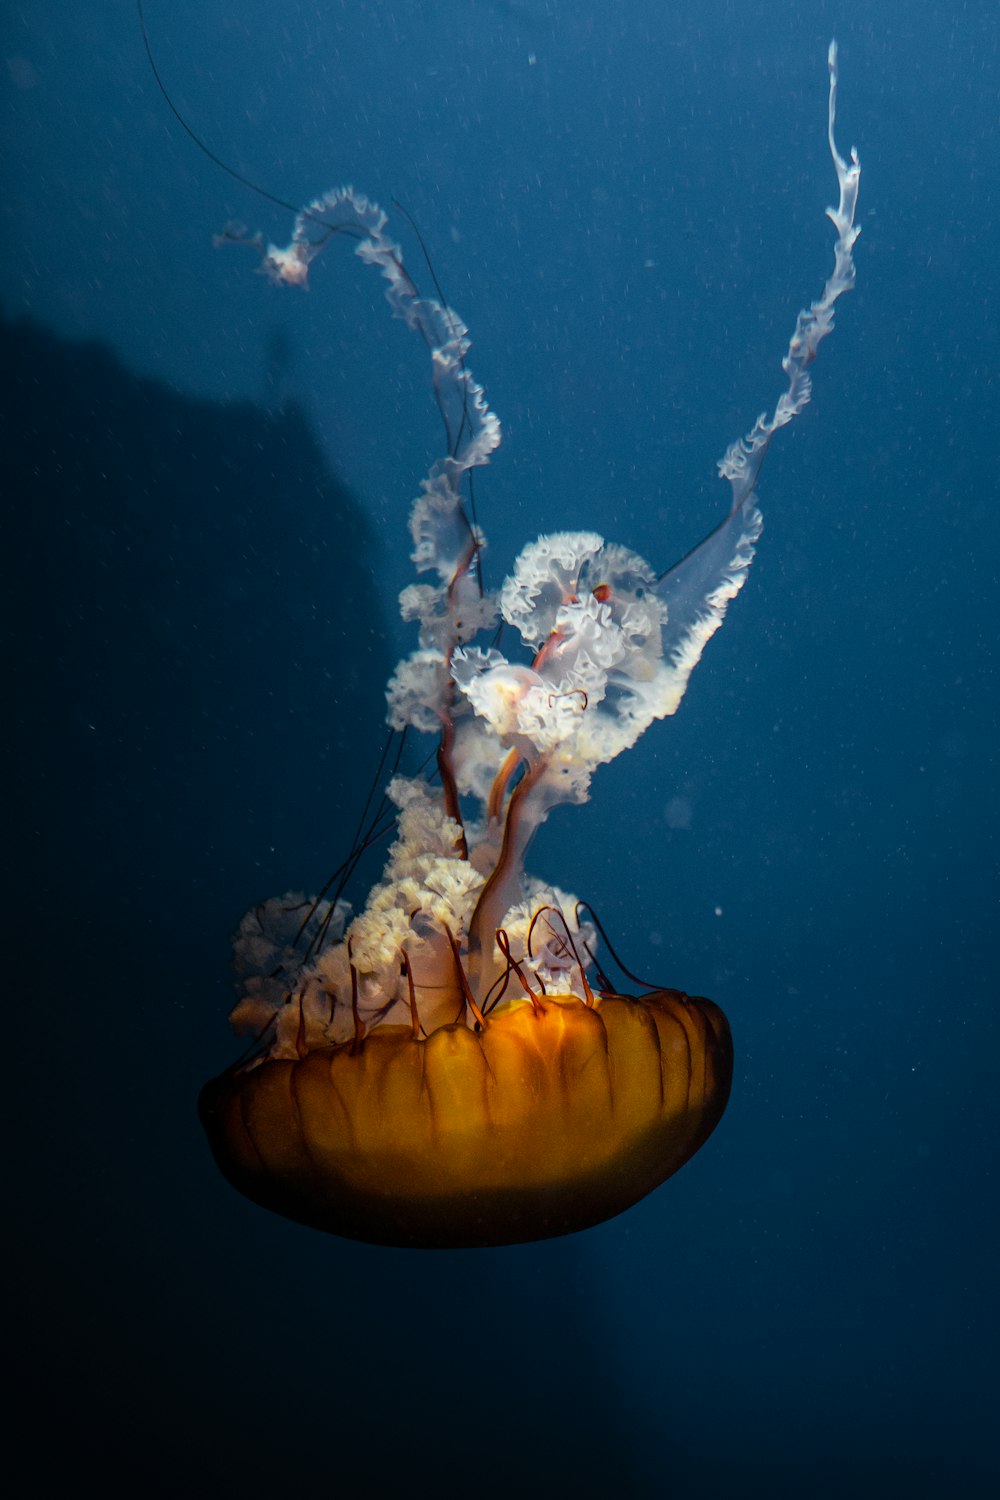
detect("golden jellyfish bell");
top-left (201, 987), bottom-right (732, 1249)
top-left (201, 49), bottom-right (858, 1248)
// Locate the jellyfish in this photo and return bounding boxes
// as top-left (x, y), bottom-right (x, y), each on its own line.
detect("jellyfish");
top-left (200, 46), bottom-right (860, 1248)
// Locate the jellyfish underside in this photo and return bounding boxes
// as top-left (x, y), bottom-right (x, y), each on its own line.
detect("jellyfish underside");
top-left (202, 46), bottom-right (859, 1248)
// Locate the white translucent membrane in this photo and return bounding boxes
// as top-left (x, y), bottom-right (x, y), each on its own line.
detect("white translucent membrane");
top-left (228, 45), bottom-right (860, 1054)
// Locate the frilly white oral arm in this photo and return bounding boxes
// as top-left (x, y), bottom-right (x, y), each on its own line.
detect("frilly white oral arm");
top-left (224, 46), bottom-right (859, 1043)
top-left (650, 40), bottom-right (861, 724)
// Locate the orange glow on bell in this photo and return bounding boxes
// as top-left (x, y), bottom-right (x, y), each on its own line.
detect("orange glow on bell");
top-left (201, 988), bottom-right (731, 1248)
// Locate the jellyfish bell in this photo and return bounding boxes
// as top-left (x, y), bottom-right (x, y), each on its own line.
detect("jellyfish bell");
top-left (200, 986), bottom-right (732, 1249)
top-left (199, 46), bottom-right (859, 1248)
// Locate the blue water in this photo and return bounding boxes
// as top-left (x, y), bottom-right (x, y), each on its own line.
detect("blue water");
top-left (4, 2), bottom-right (997, 1494)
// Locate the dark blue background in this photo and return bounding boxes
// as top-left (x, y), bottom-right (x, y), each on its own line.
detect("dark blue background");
top-left (4, 2), bottom-right (997, 1494)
